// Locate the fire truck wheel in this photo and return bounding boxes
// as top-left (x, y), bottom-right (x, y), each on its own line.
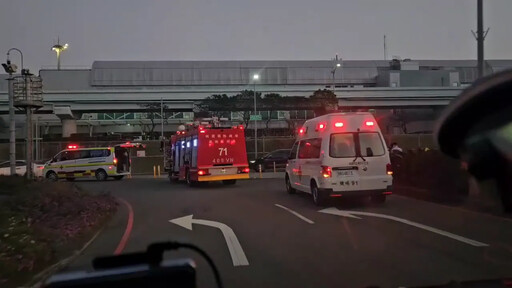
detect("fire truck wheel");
top-left (222, 180), bottom-right (237, 185)
top-left (186, 171), bottom-right (197, 187)
top-left (169, 172), bottom-right (179, 183)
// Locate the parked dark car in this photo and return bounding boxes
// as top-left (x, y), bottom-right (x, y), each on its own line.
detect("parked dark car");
top-left (250, 149), bottom-right (291, 172)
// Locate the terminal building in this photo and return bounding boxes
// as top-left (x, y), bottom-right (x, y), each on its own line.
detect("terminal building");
top-left (1, 59), bottom-right (512, 140)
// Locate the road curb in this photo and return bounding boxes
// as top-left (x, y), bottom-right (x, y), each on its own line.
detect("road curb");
top-left (24, 214), bottom-right (113, 288)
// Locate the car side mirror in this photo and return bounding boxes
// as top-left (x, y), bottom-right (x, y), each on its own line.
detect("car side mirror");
top-left (436, 69), bottom-right (512, 213)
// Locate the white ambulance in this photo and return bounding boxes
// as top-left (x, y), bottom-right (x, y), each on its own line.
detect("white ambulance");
top-left (285, 112), bottom-right (393, 205)
top-left (43, 143), bottom-right (144, 181)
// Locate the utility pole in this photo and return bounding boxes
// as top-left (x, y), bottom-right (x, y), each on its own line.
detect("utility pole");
top-left (25, 73), bottom-right (33, 180)
top-left (12, 70), bottom-right (43, 180)
top-left (472, 0), bottom-right (489, 78)
top-left (3, 48), bottom-right (24, 176)
top-left (7, 73), bottom-right (15, 175)
top-left (384, 35), bottom-right (388, 60)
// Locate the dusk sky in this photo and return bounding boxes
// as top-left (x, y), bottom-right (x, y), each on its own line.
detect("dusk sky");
top-left (1, 0), bottom-right (511, 72)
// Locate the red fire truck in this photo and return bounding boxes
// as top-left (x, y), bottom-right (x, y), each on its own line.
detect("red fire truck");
top-left (166, 124), bottom-right (250, 185)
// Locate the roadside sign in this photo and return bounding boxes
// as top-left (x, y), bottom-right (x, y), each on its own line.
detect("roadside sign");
top-left (250, 115), bottom-right (262, 121)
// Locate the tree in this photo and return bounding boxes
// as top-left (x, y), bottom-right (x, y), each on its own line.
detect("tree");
top-left (261, 93), bottom-right (282, 135)
top-left (309, 89), bottom-right (338, 116)
top-left (139, 102), bottom-right (169, 139)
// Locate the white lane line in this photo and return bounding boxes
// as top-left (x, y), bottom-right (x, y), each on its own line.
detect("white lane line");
top-left (169, 215), bottom-right (249, 266)
top-left (319, 207), bottom-right (489, 247)
top-left (275, 204), bottom-right (315, 224)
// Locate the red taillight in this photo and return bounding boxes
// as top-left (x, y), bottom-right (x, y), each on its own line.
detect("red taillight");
top-left (197, 169), bottom-right (209, 176)
top-left (334, 122), bottom-right (344, 128)
top-left (386, 163), bottom-right (393, 175)
top-left (39, 166), bottom-right (45, 170)
top-left (322, 166), bottom-right (332, 178)
top-left (239, 167), bottom-right (250, 173)
top-left (365, 121), bottom-right (375, 127)
top-left (383, 191), bottom-right (393, 195)
top-left (113, 158), bottom-right (118, 165)
top-left (330, 194), bottom-right (342, 197)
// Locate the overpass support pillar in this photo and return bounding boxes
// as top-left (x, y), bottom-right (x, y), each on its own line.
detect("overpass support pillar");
top-left (54, 105), bottom-right (79, 138)
top-left (62, 119), bottom-right (77, 138)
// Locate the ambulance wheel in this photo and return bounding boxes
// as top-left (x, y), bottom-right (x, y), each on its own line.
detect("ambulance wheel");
top-left (285, 174), bottom-right (296, 194)
top-left (66, 177), bottom-right (75, 182)
top-left (113, 175), bottom-right (124, 180)
top-left (95, 169), bottom-right (108, 181)
top-left (46, 171), bottom-right (58, 182)
top-left (371, 195), bottom-right (386, 204)
top-left (222, 180), bottom-right (236, 185)
top-left (311, 181), bottom-right (325, 206)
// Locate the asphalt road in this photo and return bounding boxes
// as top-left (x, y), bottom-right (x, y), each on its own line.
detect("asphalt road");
top-left (64, 177), bottom-right (512, 288)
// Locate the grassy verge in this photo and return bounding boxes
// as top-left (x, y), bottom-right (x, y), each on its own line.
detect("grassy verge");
top-left (0, 176), bottom-right (117, 288)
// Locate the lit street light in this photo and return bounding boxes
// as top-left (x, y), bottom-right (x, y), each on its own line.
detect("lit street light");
top-left (52, 39), bottom-right (69, 70)
top-left (253, 74), bottom-right (259, 160)
top-left (331, 54), bottom-right (342, 92)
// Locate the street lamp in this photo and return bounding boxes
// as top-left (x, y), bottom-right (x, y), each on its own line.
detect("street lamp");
top-left (52, 39), bottom-right (69, 70)
top-left (2, 48), bottom-right (24, 176)
top-left (253, 74), bottom-right (260, 160)
top-left (331, 54), bottom-right (342, 92)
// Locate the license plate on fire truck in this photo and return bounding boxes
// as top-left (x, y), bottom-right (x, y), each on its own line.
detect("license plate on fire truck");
top-left (210, 167), bottom-right (237, 175)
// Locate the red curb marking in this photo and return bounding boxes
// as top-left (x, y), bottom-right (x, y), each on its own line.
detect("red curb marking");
top-left (114, 198), bottom-right (134, 255)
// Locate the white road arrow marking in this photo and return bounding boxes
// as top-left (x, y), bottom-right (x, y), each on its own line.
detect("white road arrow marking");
top-left (169, 215), bottom-right (249, 266)
top-left (319, 207), bottom-right (489, 247)
top-left (275, 204), bottom-right (315, 224)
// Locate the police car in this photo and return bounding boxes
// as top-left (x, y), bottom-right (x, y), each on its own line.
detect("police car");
top-left (285, 112), bottom-right (393, 205)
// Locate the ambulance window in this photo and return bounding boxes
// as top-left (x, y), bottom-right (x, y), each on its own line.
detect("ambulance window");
top-left (90, 149), bottom-right (110, 158)
top-left (298, 138), bottom-right (322, 159)
top-left (359, 132), bottom-right (385, 157)
top-left (68, 150), bottom-right (82, 160)
top-left (330, 134), bottom-right (356, 158)
top-left (58, 151), bottom-right (72, 161)
top-left (79, 150), bottom-right (91, 159)
top-left (289, 141), bottom-right (299, 159)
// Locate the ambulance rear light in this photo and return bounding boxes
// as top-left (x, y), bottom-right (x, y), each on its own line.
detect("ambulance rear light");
top-left (113, 158), bottom-right (118, 165)
top-left (67, 144), bottom-right (78, 149)
top-left (365, 121), bottom-right (375, 127)
top-left (238, 167), bottom-right (250, 173)
top-left (321, 166), bottom-right (332, 178)
top-left (197, 169), bottom-right (210, 176)
top-left (386, 163), bottom-right (393, 175)
top-left (298, 127), bottom-right (305, 135)
top-left (316, 122), bottom-right (327, 132)
top-left (334, 122), bottom-right (344, 128)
